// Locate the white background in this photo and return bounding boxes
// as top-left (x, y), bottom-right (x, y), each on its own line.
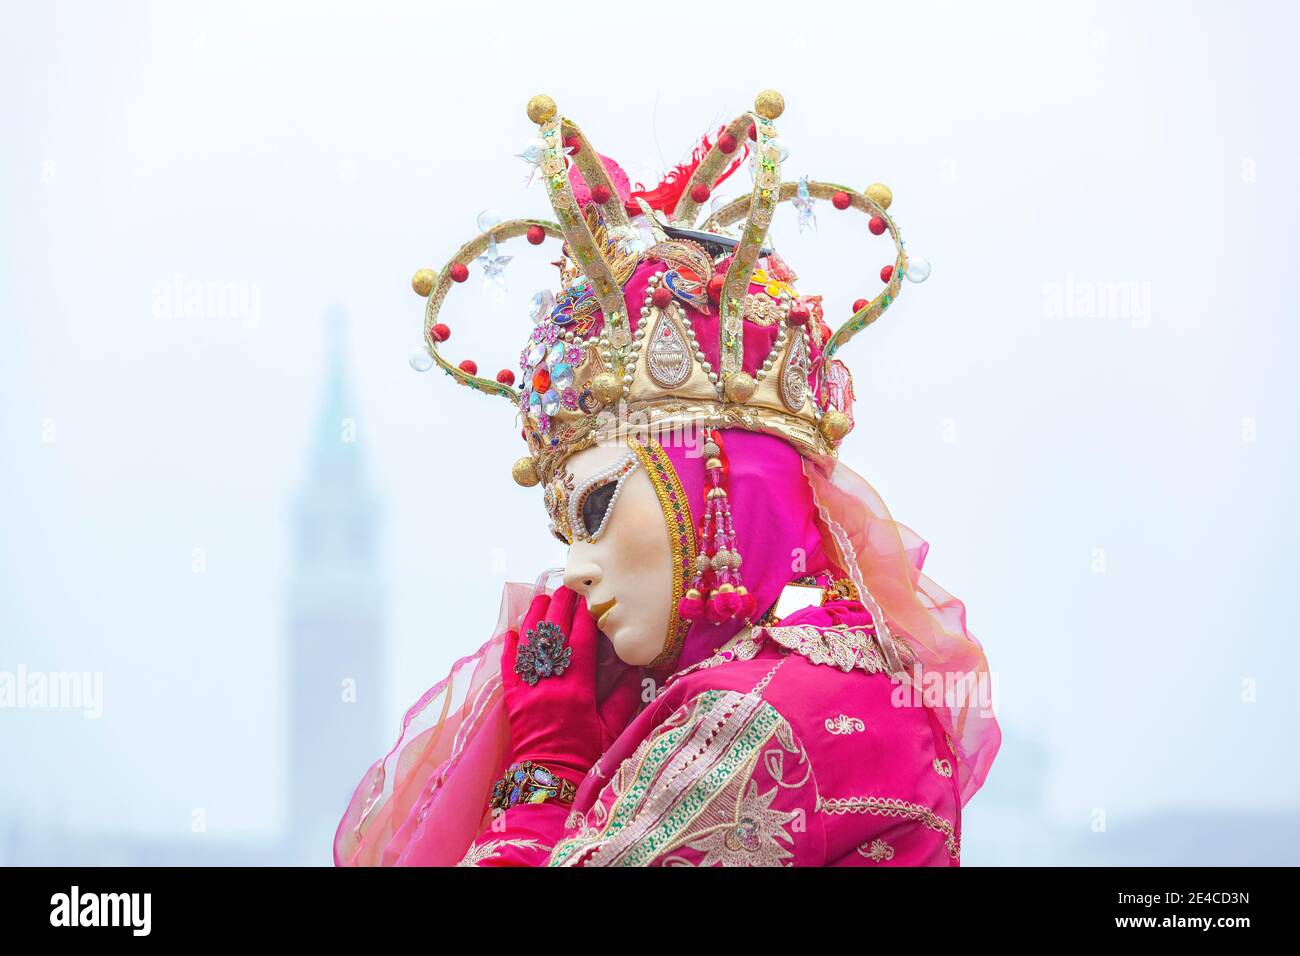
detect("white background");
top-left (1, 0), bottom-right (1297, 862)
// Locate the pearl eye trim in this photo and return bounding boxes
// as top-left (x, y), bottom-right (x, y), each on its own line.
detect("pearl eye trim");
top-left (568, 452), bottom-right (640, 543)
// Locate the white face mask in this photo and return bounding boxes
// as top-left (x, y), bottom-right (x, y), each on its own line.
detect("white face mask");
top-left (559, 443), bottom-right (673, 667)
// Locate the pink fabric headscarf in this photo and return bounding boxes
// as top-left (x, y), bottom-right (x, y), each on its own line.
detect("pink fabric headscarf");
top-left (654, 430), bottom-right (834, 672)
top-left (654, 429), bottom-right (999, 801)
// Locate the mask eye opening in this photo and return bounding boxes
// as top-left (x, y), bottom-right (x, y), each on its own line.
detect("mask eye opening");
top-left (567, 452), bottom-right (640, 544)
top-left (578, 480), bottom-right (619, 540)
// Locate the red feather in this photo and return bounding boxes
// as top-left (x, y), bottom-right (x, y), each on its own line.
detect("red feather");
top-left (629, 126), bottom-right (750, 217)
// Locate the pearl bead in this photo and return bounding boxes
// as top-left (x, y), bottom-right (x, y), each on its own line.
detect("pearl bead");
top-left (408, 346), bottom-right (434, 372)
top-left (904, 258), bottom-right (932, 283)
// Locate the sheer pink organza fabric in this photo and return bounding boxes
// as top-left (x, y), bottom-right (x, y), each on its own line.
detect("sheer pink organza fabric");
top-left (802, 453), bottom-right (1000, 804)
top-left (332, 582), bottom-right (529, 867)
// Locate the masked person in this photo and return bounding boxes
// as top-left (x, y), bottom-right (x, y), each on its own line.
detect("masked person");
top-left (335, 91), bottom-right (999, 867)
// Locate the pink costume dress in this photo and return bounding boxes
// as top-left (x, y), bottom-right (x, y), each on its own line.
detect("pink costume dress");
top-left (335, 116), bottom-right (1000, 866)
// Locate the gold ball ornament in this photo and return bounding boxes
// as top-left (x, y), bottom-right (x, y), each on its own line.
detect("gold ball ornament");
top-left (526, 94), bottom-right (557, 125)
top-left (411, 267), bottom-right (436, 297)
top-left (754, 89), bottom-right (785, 120)
top-left (724, 371), bottom-right (757, 403)
top-left (865, 183), bottom-right (893, 210)
top-left (511, 456), bottom-right (540, 487)
top-left (591, 372), bottom-right (622, 405)
top-left (819, 410), bottom-right (852, 442)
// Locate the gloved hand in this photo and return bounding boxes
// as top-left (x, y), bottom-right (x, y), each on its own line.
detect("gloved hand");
top-left (500, 586), bottom-right (642, 791)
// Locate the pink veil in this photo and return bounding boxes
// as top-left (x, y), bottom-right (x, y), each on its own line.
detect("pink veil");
top-left (804, 453), bottom-right (1000, 805)
top-left (332, 576), bottom-right (541, 867)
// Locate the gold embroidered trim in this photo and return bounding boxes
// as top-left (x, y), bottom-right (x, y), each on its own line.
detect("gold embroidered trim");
top-left (719, 112), bottom-right (781, 376)
top-left (629, 438), bottom-right (696, 670)
top-left (539, 116), bottom-right (630, 350)
top-left (530, 392), bottom-right (836, 487)
top-left (818, 795), bottom-right (959, 859)
top-left (764, 623), bottom-right (898, 674)
top-left (673, 112), bottom-right (754, 228)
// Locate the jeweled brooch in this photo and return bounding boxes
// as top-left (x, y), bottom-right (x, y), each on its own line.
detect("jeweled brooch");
top-left (514, 620), bottom-right (572, 685)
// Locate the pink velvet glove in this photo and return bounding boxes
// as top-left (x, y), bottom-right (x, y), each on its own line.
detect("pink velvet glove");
top-left (500, 586), bottom-right (642, 792)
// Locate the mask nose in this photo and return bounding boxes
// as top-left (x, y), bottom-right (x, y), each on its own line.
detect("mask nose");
top-left (564, 555), bottom-right (602, 596)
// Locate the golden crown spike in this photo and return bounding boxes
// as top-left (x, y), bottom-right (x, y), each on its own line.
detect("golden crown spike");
top-left (407, 90), bottom-right (931, 488)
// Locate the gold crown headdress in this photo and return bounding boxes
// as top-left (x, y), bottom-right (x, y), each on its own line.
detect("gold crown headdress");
top-left (407, 89), bottom-right (930, 490)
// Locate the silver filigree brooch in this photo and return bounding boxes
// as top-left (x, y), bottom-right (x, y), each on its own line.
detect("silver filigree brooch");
top-left (514, 621), bottom-right (572, 686)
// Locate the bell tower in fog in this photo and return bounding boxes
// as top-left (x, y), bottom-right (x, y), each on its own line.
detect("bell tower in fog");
top-left (286, 311), bottom-right (385, 864)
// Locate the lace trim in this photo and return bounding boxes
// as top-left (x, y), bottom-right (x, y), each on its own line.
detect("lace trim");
top-left (764, 623), bottom-right (911, 675)
top-left (664, 620), bottom-right (913, 688)
top-left (818, 795), bottom-right (959, 860)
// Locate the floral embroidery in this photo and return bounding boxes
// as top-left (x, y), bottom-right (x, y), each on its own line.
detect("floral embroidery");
top-left (819, 795), bottom-right (959, 860)
top-left (456, 837), bottom-right (550, 867)
top-left (684, 780), bottom-right (797, 867)
top-left (933, 758), bottom-right (953, 778)
top-left (824, 714), bottom-right (866, 735)
top-left (857, 838), bottom-right (895, 863)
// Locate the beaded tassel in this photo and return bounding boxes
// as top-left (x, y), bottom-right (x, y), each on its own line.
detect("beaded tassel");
top-left (677, 431), bottom-right (754, 623)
